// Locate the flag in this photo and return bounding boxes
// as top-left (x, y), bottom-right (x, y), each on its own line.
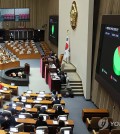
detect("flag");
top-left (63, 36), bottom-right (70, 63)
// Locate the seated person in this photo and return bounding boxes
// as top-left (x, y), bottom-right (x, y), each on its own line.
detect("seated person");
top-left (60, 72), bottom-right (66, 84)
top-left (35, 115), bottom-right (47, 128)
top-left (49, 51), bottom-right (54, 57)
top-left (1, 115), bottom-right (10, 130)
top-left (37, 107), bottom-right (46, 115)
top-left (17, 96), bottom-right (21, 101)
top-left (27, 50), bottom-right (31, 54)
top-left (52, 96), bottom-right (60, 105)
top-left (56, 120), bottom-right (65, 134)
top-left (7, 103), bottom-right (17, 116)
top-left (55, 106), bottom-right (65, 115)
top-left (18, 72), bottom-right (22, 77)
top-left (11, 72), bottom-right (17, 77)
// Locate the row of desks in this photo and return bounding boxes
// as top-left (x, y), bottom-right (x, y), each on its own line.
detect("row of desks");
top-left (15, 118), bottom-right (74, 126)
top-left (13, 98), bottom-right (65, 105)
top-left (0, 131), bottom-right (29, 134)
top-left (22, 92), bottom-right (62, 98)
top-left (3, 105), bottom-right (69, 114)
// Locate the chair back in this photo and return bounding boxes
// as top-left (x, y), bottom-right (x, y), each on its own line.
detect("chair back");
top-left (15, 123), bottom-right (24, 132)
top-left (60, 127), bottom-right (73, 134)
top-left (91, 117), bottom-right (101, 131)
top-left (99, 129), bottom-right (109, 134)
top-left (16, 102), bottom-right (24, 107)
top-left (39, 114), bottom-right (50, 121)
top-left (53, 104), bottom-right (62, 110)
top-left (3, 110), bottom-right (12, 117)
top-left (36, 126), bottom-right (48, 134)
top-left (33, 104), bottom-right (41, 108)
top-left (19, 113), bottom-right (33, 118)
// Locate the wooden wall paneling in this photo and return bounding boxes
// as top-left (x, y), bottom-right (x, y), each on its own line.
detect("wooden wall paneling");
top-left (95, 85), bottom-right (101, 107)
top-left (112, 103), bottom-right (120, 122)
top-left (92, 0), bottom-right (120, 121)
top-left (107, 97), bottom-right (114, 118)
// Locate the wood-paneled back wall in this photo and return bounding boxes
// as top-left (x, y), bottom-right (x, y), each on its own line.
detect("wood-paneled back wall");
top-left (92, 0), bottom-right (120, 123)
top-left (0, 0), bottom-right (48, 29)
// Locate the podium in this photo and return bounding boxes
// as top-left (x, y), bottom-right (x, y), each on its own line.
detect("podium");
top-left (48, 73), bottom-right (61, 91)
top-left (40, 58), bottom-right (48, 78)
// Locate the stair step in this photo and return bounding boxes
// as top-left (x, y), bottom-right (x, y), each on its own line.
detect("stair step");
top-left (70, 83), bottom-right (82, 86)
top-left (71, 89), bottom-right (83, 92)
top-left (71, 86), bottom-right (83, 89)
top-left (69, 81), bottom-right (82, 83)
top-left (64, 69), bottom-right (76, 72)
top-left (73, 92), bottom-right (84, 96)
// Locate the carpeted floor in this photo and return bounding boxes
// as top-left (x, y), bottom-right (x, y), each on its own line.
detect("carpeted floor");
top-left (0, 57), bottom-right (96, 134)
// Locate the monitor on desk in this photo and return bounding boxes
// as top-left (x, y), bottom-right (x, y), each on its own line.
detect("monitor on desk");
top-left (27, 90), bottom-right (32, 94)
top-left (39, 91), bottom-right (45, 94)
top-left (64, 130), bottom-right (70, 134)
top-left (3, 87), bottom-right (8, 90)
top-left (36, 129), bottom-right (44, 134)
top-left (59, 116), bottom-right (67, 121)
top-left (12, 103), bottom-right (16, 108)
top-left (10, 127), bottom-right (18, 132)
top-left (36, 97), bottom-right (43, 101)
top-left (19, 114), bottom-right (26, 119)
top-left (21, 96), bottom-right (26, 100)
top-left (43, 115), bottom-right (47, 121)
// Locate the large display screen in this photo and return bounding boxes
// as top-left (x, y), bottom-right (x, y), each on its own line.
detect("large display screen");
top-left (0, 8), bottom-right (30, 22)
top-left (0, 8), bottom-right (14, 21)
top-left (15, 8), bottom-right (30, 21)
top-left (96, 15), bottom-right (120, 101)
top-left (49, 15), bottom-right (58, 46)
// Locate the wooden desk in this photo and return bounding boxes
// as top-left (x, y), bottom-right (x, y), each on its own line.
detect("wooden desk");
top-left (3, 105), bottom-right (38, 113)
top-left (48, 72), bottom-right (61, 91)
top-left (0, 60), bottom-right (20, 70)
top-left (0, 130), bottom-right (30, 134)
top-left (47, 119), bottom-right (74, 126)
top-left (13, 98), bottom-right (65, 105)
top-left (0, 82), bottom-right (18, 95)
top-left (46, 109), bottom-right (69, 114)
top-left (82, 108), bottom-right (109, 122)
top-left (40, 58), bottom-right (48, 78)
top-left (16, 118), bottom-right (74, 126)
top-left (16, 118), bottom-right (36, 124)
top-left (22, 93), bottom-right (62, 98)
top-left (0, 96), bottom-right (3, 107)
top-left (0, 89), bottom-right (11, 100)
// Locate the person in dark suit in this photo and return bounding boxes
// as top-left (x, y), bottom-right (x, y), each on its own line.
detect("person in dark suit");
top-left (52, 96), bottom-right (60, 105)
top-left (56, 120), bottom-right (65, 134)
top-left (35, 115), bottom-right (47, 128)
top-left (55, 106), bottom-right (65, 115)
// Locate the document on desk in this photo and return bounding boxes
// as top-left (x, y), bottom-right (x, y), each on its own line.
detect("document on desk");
top-left (53, 120), bottom-right (58, 124)
top-left (65, 121), bottom-right (69, 124)
top-left (34, 100), bottom-right (40, 103)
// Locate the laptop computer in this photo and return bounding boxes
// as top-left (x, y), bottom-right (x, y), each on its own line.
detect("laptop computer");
top-left (10, 127), bottom-right (18, 133)
top-left (25, 104), bottom-right (32, 109)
